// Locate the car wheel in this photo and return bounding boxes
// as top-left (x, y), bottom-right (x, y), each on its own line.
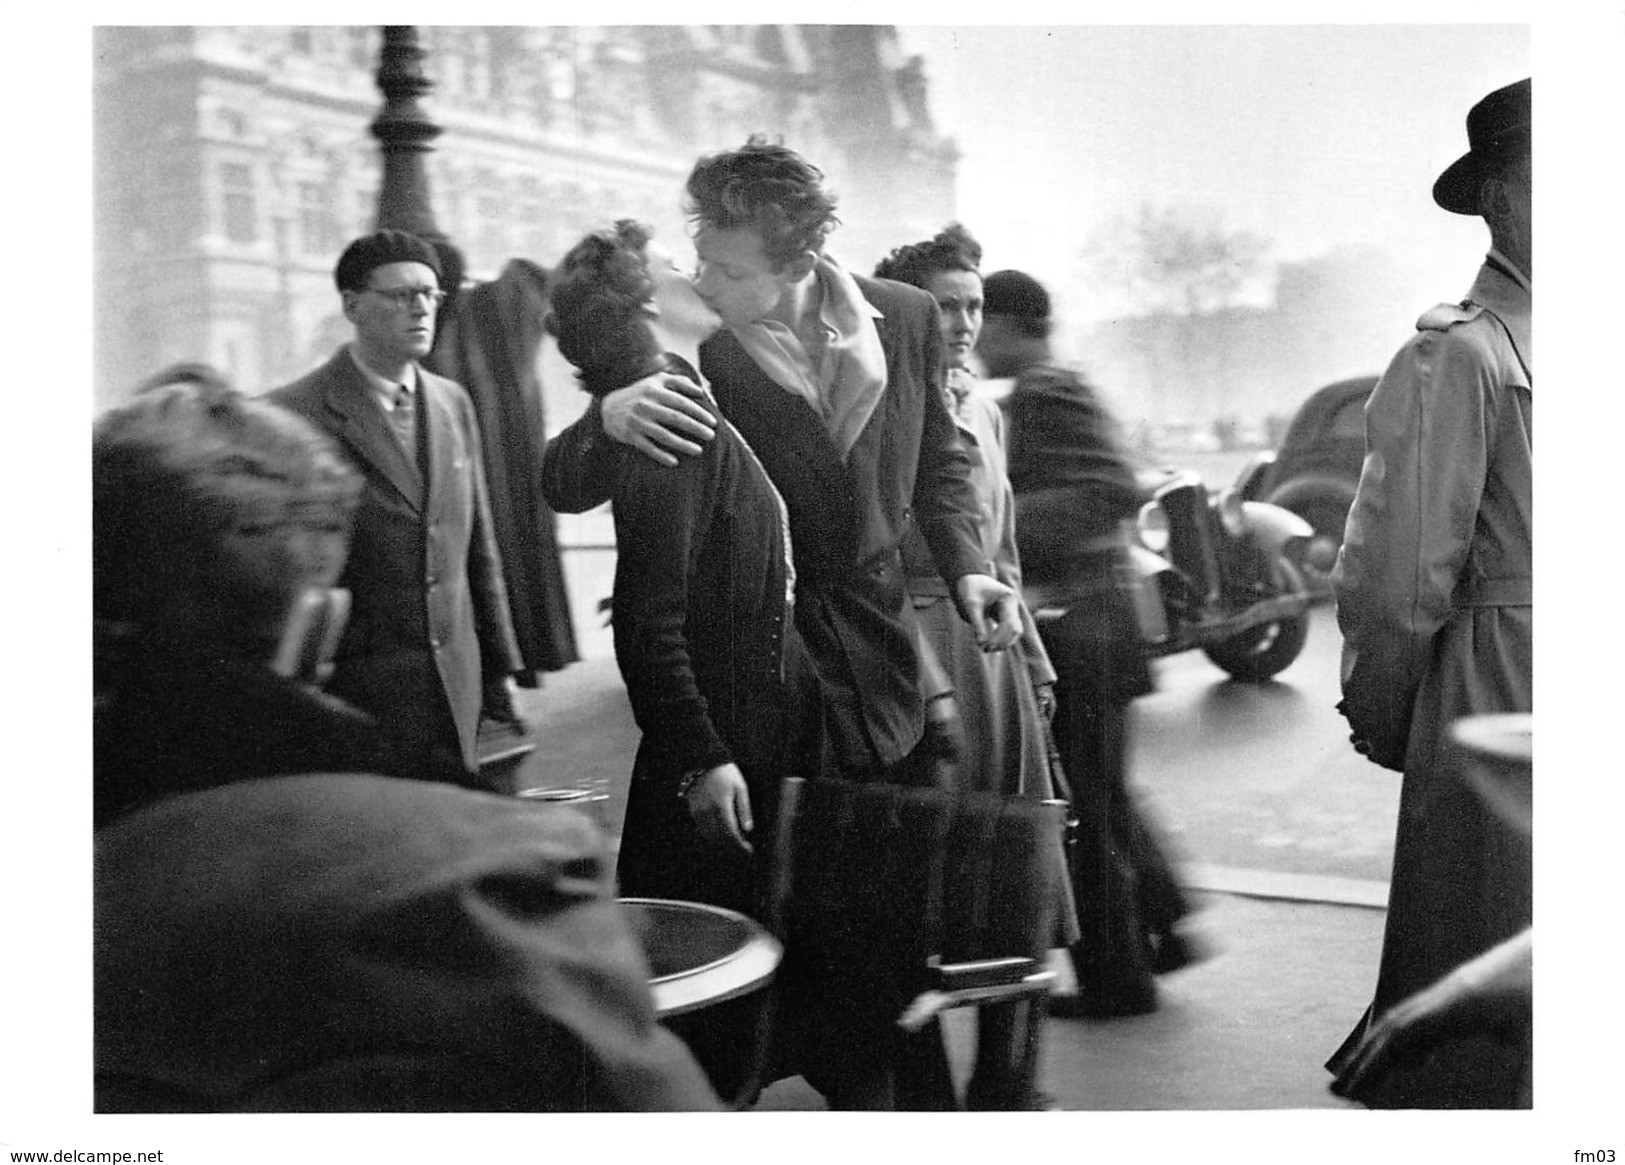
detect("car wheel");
top-left (1202, 557), bottom-right (1310, 681)
top-left (1291, 496), bottom-right (1347, 595)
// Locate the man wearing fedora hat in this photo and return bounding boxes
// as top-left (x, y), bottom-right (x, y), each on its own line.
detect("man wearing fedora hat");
top-left (1328, 78), bottom-right (1532, 1107)
top-left (272, 230), bottom-right (524, 786)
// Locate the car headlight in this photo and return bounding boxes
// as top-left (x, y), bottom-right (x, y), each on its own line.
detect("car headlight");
top-left (1217, 488), bottom-right (1247, 538)
top-left (1137, 500), bottom-right (1170, 553)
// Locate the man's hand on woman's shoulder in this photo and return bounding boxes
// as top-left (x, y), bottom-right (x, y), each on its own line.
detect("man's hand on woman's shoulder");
top-left (603, 373), bottom-right (716, 466)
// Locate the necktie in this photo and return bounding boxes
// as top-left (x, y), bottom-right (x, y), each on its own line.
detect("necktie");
top-left (390, 383), bottom-right (417, 458)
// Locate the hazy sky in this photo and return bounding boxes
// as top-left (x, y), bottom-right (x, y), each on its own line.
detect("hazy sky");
top-left (897, 24), bottom-right (1530, 321)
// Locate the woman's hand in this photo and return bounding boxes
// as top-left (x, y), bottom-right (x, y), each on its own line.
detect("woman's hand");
top-left (682, 763), bottom-right (755, 855)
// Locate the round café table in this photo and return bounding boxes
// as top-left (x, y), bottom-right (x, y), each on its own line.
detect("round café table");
top-left (619, 896), bottom-right (782, 1017)
top-left (620, 897), bottom-right (783, 1106)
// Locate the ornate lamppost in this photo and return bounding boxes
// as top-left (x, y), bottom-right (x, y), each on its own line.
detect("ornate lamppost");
top-left (370, 26), bottom-right (466, 314)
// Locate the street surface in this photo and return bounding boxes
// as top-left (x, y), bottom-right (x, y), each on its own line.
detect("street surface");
top-left (1135, 603), bottom-right (1400, 894)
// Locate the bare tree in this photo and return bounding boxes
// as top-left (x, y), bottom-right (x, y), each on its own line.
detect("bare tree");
top-left (1084, 202), bottom-right (1270, 317)
top-left (1080, 203), bottom-right (1272, 428)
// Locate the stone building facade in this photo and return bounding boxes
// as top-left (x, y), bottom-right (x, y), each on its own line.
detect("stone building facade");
top-left (93, 25), bottom-right (959, 407)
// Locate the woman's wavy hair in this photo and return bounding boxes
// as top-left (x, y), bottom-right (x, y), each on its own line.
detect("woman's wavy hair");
top-left (684, 137), bottom-right (841, 269)
top-left (545, 220), bottom-right (666, 397)
top-left (872, 222), bottom-right (983, 290)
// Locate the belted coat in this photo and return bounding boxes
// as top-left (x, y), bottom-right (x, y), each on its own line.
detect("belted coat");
top-left (1329, 257), bottom-right (1533, 1099)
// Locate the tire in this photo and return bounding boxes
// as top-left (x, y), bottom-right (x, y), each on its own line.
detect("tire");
top-left (1266, 482), bottom-right (1352, 598)
top-left (1289, 496), bottom-right (1348, 596)
top-left (1202, 557), bottom-right (1310, 681)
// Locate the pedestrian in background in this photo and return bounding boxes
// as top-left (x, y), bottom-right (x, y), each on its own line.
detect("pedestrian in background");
top-left (1327, 77), bottom-right (1532, 1108)
top-left (980, 269), bottom-right (1198, 1018)
top-left (875, 224), bottom-right (1078, 1109)
top-left (271, 230), bottom-right (525, 786)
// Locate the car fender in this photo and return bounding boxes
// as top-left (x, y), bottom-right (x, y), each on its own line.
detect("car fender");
top-left (1124, 542), bottom-right (1173, 579)
top-left (1233, 450), bottom-right (1277, 501)
top-left (1241, 500), bottom-right (1313, 557)
top-left (1264, 474), bottom-right (1357, 520)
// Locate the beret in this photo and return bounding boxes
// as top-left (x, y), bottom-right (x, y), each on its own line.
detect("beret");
top-left (982, 269), bottom-right (1051, 320)
top-left (333, 230), bottom-right (443, 292)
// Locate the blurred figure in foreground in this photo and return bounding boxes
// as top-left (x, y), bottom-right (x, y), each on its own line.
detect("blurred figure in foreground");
top-left (979, 270), bottom-right (1198, 1018)
top-left (93, 374), bottom-right (717, 1111)
top-left (875, 225), bottom-right (1077, 1109)
top-left (1333, 928), bottom-right (1532, 1105)
top-left (1327, 78), bottom-right (1531, 1107)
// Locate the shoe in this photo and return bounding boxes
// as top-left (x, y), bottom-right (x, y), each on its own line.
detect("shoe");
top-left (1147, 929), bottom-right (1207, 975)
top-left (1047, 978), bottom-right (1158, 1019)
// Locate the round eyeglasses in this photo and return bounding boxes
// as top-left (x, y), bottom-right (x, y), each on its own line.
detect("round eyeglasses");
top-left (366, 285), bottom-right (446, 308)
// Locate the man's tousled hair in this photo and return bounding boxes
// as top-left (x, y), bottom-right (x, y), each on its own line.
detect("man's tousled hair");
top-left (684, 136), bottom-right (840, 269)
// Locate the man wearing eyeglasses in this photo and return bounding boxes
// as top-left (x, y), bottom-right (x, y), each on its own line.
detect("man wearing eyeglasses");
top-left (271, 229), bottom-right (522, 786)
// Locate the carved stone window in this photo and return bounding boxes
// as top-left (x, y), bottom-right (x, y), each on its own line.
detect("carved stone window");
top-left (297, 181), bottom-right (334, 256)
top-left (220, 163), bottom-right (257, 244)
top-left (217, 108), bottom-right (248, 140)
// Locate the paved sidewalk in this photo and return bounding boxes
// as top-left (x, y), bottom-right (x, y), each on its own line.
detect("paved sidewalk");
top-left (753, 892), bottom-right (1384, 1112)
top-left (511, 658), bottom-right (1384, 1112)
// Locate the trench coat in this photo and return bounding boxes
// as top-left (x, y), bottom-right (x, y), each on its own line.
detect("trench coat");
top-left (902, 380), bottom-right (1057, 796)
top-left (1328, 257), bottom-right (1532, 1104)
top-left (902, 378), bottom-right (1078, 948)
top-left (430, 259), bottom-right (579, 675)
top-left (271, 349), bottom-right (523, 775)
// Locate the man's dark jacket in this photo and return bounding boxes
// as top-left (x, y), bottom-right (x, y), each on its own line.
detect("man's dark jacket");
top-left (1002, 363), bottom-right (1150, 698)
top-left (543, 275), bottom-right (988, 773)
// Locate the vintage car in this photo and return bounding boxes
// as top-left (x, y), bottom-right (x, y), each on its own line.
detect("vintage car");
top-left (1237, 375), bottom-right (1377, 594)
top-left (1122, 471), bottom-right (1315, 681)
